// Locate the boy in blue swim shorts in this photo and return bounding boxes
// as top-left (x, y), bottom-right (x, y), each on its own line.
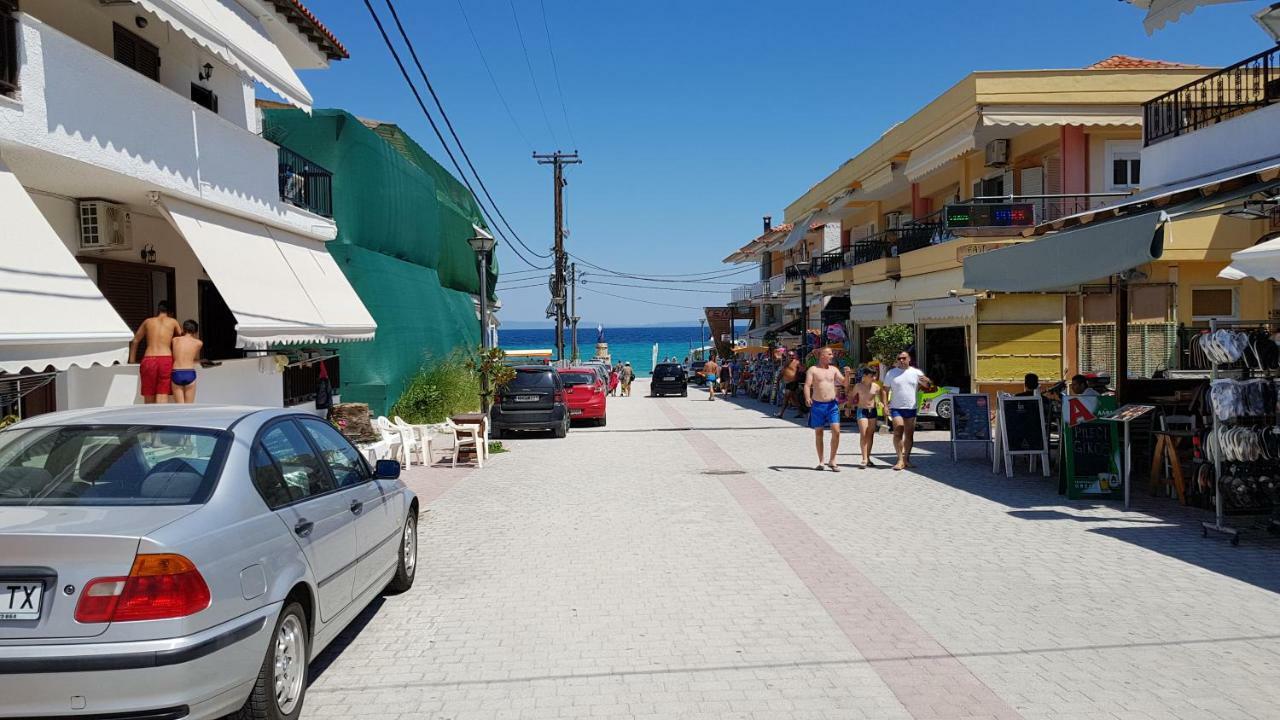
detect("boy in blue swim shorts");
top-left (804, 347), bottom-right (846, 472)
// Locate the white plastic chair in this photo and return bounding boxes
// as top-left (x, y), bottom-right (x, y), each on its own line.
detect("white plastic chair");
top-left (373, 416), bottom-right (406, 465)
top-left (445, 418), bottom-right (483, 468)
top-left (392, 416), bottom-right (432, 467)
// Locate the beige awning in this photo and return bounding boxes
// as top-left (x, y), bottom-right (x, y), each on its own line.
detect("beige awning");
top-left (1131, 0), bottom-right (1248, 34)
top-left (894, 268), bottom-right (970, 303)
top-left (914, 295), bottom-right (977, 324)
top-left (850, 278), bottom-right (896, 306)
top-left (849, 303), bottom-right (890, 324)
top-left (861, 163), bottom-right (897, 193)
top-left (132, 0), bottom-right (313, 110)
top-left (159, 196), bottom-right (375, 349)
top-left (905, 117), bottom-right (979, 182)
top-left (778, 212), bottom-right (816, 252)
top-left (982, 105), bottom-right (1142, 128)
top-left (0, 160), bottom-right (132, 374)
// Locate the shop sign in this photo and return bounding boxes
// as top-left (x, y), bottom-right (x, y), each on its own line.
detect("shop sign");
top-left (1063, 396), bottom-right (1122, 499)
top-left (956, 242), bottom-right (1017, 262)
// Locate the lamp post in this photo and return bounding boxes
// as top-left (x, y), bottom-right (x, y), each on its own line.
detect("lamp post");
top-left (698, 318), bottom-right (706, 361)
top-left (468, 226), bottom-right (497, 414)
top-left (792, 260), bottom-right (811, 351)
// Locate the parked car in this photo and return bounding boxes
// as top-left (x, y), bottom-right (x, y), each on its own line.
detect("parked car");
top-left (579, 361), bottom-right (610, 387)
top-left (557, 367), bottom-right (608, 426)
top-left (651, 362), bottom-right (689, 397)
top-left (0, 405), bottom-right (417, 720)
top-left (490, 365), bottom-right (570, 438)
top-left (919, 385), bottom-right (962, 429)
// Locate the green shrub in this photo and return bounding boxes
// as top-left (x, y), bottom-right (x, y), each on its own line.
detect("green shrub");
top-left (867, 324), bottom-right (915, 364)
top-left (390, 351), bottom-right (481, 424)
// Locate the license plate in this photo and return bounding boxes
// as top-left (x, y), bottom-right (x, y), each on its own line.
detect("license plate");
top-left (662, 376), bottom-right (675, 381)
top-left (570, 409), bottom-right (583, 415)
top-left (0, 581), bottom-right (43, 621)
top-left (514, 395), bottom-right (539, 402)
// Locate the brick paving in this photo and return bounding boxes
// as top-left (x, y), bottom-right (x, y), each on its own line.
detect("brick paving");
top-left (303, 380), bottom-right (1280, 720)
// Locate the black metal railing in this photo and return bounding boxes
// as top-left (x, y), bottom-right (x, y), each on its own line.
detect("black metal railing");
top-left (810, 249), bottom-right (845, 275)
top-left (1144, 45), bottom-right (1280, 146)
top-left (283, 355), bottom-right (340, 407)
top-left (895, 217), bottom-right (948, 255)
top-left (277, 146), bottom-right (333, 218)
top-left (0, 1), bottom-right (18, 97)
top-left (848, 237), bottom-right (893, 266)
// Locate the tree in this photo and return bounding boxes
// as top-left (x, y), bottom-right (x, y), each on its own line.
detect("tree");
top-left (867, 324), bottom-right (914, 364)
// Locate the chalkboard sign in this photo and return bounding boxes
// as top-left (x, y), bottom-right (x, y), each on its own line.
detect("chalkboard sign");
top-left (950, 394), bottom-right (992, 461)
top-left (1063, 396), bottom-right (1122, 499)
top-left (995, 395), bottom-right (1050, 478)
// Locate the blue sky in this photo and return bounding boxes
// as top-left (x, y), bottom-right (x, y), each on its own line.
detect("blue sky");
top-left (297, 0), bottom-right (1273, 326)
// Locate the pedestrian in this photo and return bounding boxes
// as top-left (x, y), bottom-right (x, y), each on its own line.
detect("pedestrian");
top-left (804, 347), bottom-right (845, 471)
top-left (703, 355), bottom-right (720, 401)
top-left (777, 352), bottom-right (802, 418)
top-left (845, 364), bottom-right (881, 468)
top-left (621, 362), bottom-right (634, 396)
top-left (608, 366), bottom-right (620, 396)
top-left (169, 320), bottom-right (203, 404)
top-left (128, 301), bottom-right (182, 404)
top-left (1016, 372), bottom-right (1040, 397)
top-left (881, 350), bottom-right (935, 471)
top-left (719, 360), bottom-right (733, 396)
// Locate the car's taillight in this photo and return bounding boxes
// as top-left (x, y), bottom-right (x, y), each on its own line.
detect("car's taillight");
top-left (75, 553), bottom-right (211, 623)
top-left (554, 389), bottom-right (566, 403)
top-left (594, 382), bottom-right (604, 394)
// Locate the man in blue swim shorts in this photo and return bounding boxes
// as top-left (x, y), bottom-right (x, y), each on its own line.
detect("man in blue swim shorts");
top-left (803, 347), bottom-right (846, 472)
top-left (881, 350), bottom-right (935, 471)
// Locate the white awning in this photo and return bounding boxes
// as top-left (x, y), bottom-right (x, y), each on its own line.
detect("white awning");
top-left (783, 295), bottom-right (832, 312)
top-left (861, 163), bottom-right (897, 193)
top-left (1131, 0), bottom-right (1248, 34)
top-left (0, 160), bottom-right (132, 374)
top-left (132, 0), bottom-right (313, 110)
top-left (914, 295), bottom-right (977, 324)
top-left (895, 268), bottom-right (970, 303)
top-left (1221, 237), bottom-right (1280, 281)
top-left (159, 197), bottom-right (375, 349)
top-left (849, 303), bottom-right (890, 323)
top-left (905, 117), bottom-right (978, 182)
top-left (850, 278), bottom-right (896, 306)
top-left (778, 212), bottom-right (816, 252)
top-left (982, 105), bottom-right (1142, 128)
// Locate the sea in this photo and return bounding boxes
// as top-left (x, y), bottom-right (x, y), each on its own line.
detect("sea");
top-left (498, 326), bottom-right (712, 377)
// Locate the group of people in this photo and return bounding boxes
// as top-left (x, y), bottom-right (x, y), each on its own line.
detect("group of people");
top-left (802, 348), bottom-right (934, 472)
top-left (608, 362), bottom-right (635, 397)
top-left (129, 301), bottom-right (203, 404)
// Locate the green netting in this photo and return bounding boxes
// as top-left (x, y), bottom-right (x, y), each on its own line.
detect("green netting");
top-left (261, 108), bottom-right (495, 415)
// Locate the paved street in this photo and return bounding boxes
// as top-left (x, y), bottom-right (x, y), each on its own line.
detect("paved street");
top-left (305, 379), bottom-right (1280, 720)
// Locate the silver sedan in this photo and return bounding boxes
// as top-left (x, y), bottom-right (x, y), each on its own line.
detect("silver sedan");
top-left (0, 405), bottom-right (419, 719)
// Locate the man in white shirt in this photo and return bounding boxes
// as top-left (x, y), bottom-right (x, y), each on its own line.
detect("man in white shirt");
top-left (880, 350), bottom-right (935, 471)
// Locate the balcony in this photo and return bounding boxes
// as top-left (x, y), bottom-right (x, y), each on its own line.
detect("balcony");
top-left (278, 146), bottom-right (333, 218)
top-left (730, 274), bottom-right (787, 303)
top-left (1144, 46), bottom-right (1280, 146)
top-left (849, 237), bottom-right (894, 266)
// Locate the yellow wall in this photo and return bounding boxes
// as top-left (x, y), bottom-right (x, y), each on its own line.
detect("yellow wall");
top-left (975, 324), bottom-right (1063, 384)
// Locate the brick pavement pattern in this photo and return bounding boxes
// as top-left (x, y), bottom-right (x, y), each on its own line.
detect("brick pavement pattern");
top-left (303, 380), bottom-right (1280, 720)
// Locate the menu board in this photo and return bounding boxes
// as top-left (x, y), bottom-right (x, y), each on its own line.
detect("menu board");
top-left (951, 394), bottom-right (992, 443)
top-left (1063, 396), bottom-right (1122, 499)
top-left (1000, 397), bottom-right (1047, 454)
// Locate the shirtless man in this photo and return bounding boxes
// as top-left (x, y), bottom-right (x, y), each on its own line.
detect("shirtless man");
top-left (129, 301), bottom-right (182, 404)
top-left (703, 357), bottom-right (721, 401)
top-left (845, 365), bottom-right (881, 468)
top-left (777, 353), bottom-right (801, 418)
top-left (170, 320), bottom-right (203, 404)
top-left (803, 347), bottom-right (846, 471)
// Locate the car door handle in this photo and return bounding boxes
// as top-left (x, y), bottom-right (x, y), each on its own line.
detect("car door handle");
top-left (349, 500), bottom-right (363, 516)
top-left (294, 519), bottom-right (314, 537)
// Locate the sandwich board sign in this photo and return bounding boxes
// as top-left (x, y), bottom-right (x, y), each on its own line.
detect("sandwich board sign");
top-left (1062, 395), bottom-right (1122, 499)
top-left (949, 393), bottom-right (992, 461)
top-left (994, 395), bottom-right (1050, 478)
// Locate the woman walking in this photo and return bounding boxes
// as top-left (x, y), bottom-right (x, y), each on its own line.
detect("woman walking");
top-left (845, 365), bottom-right (882, 468)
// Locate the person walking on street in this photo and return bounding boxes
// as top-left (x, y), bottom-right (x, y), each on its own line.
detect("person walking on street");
top-left (621, 362), bottom-right (635, 396)
top-left (169, 320), bottom-right (203, 404)
top-left (129, 301), bottom-right (182, 404)
top-left (881, 351), bottom-right (935, 471)
top-left (777, 353), bottom-right (801, 418)
top-left (845, 364), bottom-right (881, 468)
top-left (704, 356), bottom-right (721, 401)
top-left (608, 366), bottom-right (620, 396)
top-left (804, 347), bottom-right (845, 471)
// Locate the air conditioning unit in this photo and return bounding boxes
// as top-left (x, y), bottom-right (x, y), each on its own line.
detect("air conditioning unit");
top-left (78, 200), bottom-right (133, 251)
top-left (985, 139), bottom-right (1010, 167)
top-left (884, 211), bottom-right (906, 230)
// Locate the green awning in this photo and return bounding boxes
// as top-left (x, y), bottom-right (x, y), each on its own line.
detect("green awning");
top-left (963, 210), bottom-right (1166, 292)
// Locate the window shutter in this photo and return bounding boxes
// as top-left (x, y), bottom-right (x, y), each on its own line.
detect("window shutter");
top-left (114, 24), bottom-right (160, 81)
top-left (1020, 167), bottom-right (1044, 223)
top-left (1043, 156), bottom-right (1065, 219)
top-left (1001, 169), bottom-right (1015, 197)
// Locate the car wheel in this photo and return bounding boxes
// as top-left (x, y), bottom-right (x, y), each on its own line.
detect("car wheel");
top-left (237, 601), bottom-right (308, 720)
top-left (554, 421), bottom-right (567, 438)
top-left (681, 389), bottom-right (688, 397)
top-left (598, 416), bottom-right (607, 427)
top-left (490, 426), bottom-right (503, 440)
top-left (386, 510), bottom-right (418, 594)
top-left (934, 399), bottom-right (953, 429)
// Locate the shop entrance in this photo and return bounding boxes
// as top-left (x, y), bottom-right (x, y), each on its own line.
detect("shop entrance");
top-left (924, 326), bottom-right (970, 391)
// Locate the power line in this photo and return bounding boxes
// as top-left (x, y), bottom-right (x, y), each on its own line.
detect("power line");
top-left (383, 0), bottom-right (551, 261)
top-left (507, 0), bottom-right (559, 148)
top-left (538, 0), bottom-right (577, 149)
top-left (580, 272), bottom-right (748, 287)
top-left (580, 286), bottom-right (704, 310)
top-left (581, 278), bottom-right (727, 294)
top-left (568, 253), bottom-right (758, 280)
top-left (455, 0), bottom-right (534, 152)
top-left (495, 280), bottom-right (548, 291)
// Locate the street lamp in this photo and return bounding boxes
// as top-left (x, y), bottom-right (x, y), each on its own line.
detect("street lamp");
top-left (468, 225), bottom-right (496, 413)
top-left (698, 318), bottom-right (706, 361)
top-left (792, 259), bottom-right (811, 350)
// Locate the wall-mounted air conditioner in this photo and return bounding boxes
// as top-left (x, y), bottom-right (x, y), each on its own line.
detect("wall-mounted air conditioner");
top-left (984, 139), bottom-right (1010, 167)
top-left (78, 200), bottom-right (133, 251)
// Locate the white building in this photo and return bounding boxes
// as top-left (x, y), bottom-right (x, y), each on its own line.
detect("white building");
top-left (0, 0), bottom-right (375, 417)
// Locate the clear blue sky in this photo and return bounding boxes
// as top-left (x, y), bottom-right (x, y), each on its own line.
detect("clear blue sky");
top-left (297, 0), bottom-right (1272, 326)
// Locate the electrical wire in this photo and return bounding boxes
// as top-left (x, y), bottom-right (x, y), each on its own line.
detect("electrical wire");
top-left (581, 279), bottom-right (727, 294)
top-left (507, 0), bottom-right (559, 148)
top-left (455, 0), bottom-right (534, 152)
top-left (580, 286), bottom-right (704, 310)
top-left (538, 0), bottom-right (577, 149)
top-left (569, 253), bottom-right (758, 280)
top-left (580, 273), bottom-right (747, 287)
top-left (383, 0), bottom-right (551, 260)
top-left (495, 280), bottom-right (549, 291)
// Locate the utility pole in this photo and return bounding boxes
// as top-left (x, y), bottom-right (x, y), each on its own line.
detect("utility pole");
top-left (569, 263), bottom-right (580, 362)
top-left (534, 151), bottom-right (581, 362)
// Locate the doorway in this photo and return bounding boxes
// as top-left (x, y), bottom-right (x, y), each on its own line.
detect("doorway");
top-left (924, 326), bottom-right (970, 391)
top-left (199, 280), bottom-right (243, 361)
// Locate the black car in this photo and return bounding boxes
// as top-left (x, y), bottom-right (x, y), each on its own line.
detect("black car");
top-left (491, 365), bottom-right (570, 438)
top-left (650, 363), bottom-right (688, 397)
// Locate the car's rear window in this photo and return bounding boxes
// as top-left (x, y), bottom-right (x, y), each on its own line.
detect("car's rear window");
top-left (655, 364), bottom-right (683, 374)
top-left (0, 425), bottom-right (228, 506)
top-left (510, 370), bottom-right (556, 390)
top-left (559, 372), bottom-right (595, 386)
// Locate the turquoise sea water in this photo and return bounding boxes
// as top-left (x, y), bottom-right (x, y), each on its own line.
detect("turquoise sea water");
top-left (498, 326), bottom-right (715, 377)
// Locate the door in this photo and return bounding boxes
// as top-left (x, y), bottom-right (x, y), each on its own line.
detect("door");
top-left (297, 417), bottom-right (401, 594)
top-left (199, 280), bottom-right (243, 361)
top-left (252, 421), bottom-right (359, 622)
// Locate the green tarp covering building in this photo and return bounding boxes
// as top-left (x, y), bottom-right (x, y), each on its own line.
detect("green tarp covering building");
top-left (263, 108), bottom-right (498, 414)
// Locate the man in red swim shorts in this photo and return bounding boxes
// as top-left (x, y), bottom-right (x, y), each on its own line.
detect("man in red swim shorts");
top-left (129, 301), bottom-right (182, 404)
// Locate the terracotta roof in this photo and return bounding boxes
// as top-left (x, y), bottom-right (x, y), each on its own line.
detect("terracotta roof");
top-left (269, 0), bottom-right (349, 61)
top-left (1086, 55), bottom-right (1197, 70)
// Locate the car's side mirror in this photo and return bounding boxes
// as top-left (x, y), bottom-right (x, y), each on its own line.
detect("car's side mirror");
top-left (374, 459), bottom-right (401, 480)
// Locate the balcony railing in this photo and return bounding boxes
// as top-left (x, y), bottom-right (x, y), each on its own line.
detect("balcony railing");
top-left (894, 218), bottom-right (948, 255)
top-left (283, 355), bottom-right (340, 407)
top-left (730, 274), bottom-right (786, 303)
top-left (278, 146), bottom-right (334, 218)
top-left (0, 1), bottom-right (17, 96)
top-left (810, 249), bottom-right (846, 275)
top-left (849, 237), bottom-right (894, 266)
top-left (1144, 45), bottom-right (1280, 146)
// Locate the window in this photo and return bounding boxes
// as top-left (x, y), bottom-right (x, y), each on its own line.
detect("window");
top-left (190, 83), bottom-right (218, 113)
top-left (0, 0), bottom-right (17, 97)
top-left (252, 422), bottom-right (333, 507)
top-left (558, 372), bottom-right (594, 386)
top-left (1191, 288), bottom-right (1236, 320)
top-left (1106, 140), bottom-right (1142, 190)
top-left (113, 23), bottom-right (160, 81)
top-left (509, 370), bottom-right (556, 390)
top-left (297, 417), bottom-right (368, 488)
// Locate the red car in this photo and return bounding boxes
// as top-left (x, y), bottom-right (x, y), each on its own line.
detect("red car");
top-left (557, 366), bottom-right (608, 426)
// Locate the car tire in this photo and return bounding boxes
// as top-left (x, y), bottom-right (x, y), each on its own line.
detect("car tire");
top-left (681, 389), bottom-right (688, 397)
top-left (554, 421), bottom-right (567, 438)
top-left (236, 601), bottom-right (309, 720)
top-left (934, 399), bottom-right (953, 430)
top-left (598, 416), bottom-right (607, 427)
top-left (386, 510), bottom-right (418, 594)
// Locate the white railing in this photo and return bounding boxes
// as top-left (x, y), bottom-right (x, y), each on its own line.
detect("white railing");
top-left (731, 275), bottom-right (787, 303)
